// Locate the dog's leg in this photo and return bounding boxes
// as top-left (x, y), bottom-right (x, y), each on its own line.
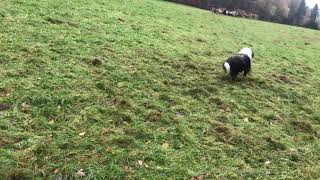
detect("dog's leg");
top-left (244, 70), bottom-right (249, 76)
top-left (231, 72), bottom-right (238, 80)
top-left (244, 63), bottom-right (251, 77)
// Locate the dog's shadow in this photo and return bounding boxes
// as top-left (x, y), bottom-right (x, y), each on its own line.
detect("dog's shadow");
top-left (217, 74), bottom-right (268, 89)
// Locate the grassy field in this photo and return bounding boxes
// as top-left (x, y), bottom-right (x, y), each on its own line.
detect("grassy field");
top-left (1, 0), bottom-right (320, 179)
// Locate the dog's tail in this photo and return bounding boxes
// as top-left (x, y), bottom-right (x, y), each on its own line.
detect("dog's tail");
top-left (223, 62), bottom-right (230, 74)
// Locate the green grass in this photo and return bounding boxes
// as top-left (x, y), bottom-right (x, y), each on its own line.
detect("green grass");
top-left (1, 0), bottom-right (320, 179)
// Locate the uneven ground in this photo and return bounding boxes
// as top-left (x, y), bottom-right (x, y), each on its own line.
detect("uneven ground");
top-left (1, 0), bottom-right (320, 179)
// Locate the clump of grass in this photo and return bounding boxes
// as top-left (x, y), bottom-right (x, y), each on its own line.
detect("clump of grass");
top-left (1, 0), bottom-right (320, 178)
top-left (290, 120), bottom-right (315, 133)
top-left (3, 168), bottom-right (36, 180)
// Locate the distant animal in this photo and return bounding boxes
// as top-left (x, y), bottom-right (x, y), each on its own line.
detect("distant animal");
top-left (211, 7), bottom-right (223, 14)
top-left (228, 11), bottom-right (238, 16)
top-left (223, 48), bottom-right (254, 80)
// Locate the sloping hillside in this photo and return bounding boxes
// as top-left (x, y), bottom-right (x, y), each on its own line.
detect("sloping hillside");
top-left (1, 0), bottom-right (320, 179)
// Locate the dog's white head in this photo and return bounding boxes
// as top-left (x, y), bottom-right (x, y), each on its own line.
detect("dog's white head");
top-left (239, 48), bottom-right (254, 61)
top-left (224, 62), bottom-right (230, 74)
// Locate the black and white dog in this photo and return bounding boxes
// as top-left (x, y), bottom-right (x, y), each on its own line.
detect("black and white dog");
top-left (223, 48), bottom-right (254, 80)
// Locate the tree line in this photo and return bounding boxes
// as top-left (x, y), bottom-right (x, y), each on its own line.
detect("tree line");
top-left (166, 0), bottom-right (319, 30)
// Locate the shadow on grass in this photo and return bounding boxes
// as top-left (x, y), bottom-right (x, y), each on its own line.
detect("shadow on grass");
top-left (217, 74), bottom-right (268, 89)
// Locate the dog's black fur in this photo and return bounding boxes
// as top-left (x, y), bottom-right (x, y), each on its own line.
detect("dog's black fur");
top-left (223, 53), bottom-right (252, 80)
top-left (223, 48), bottom-right (254, 80)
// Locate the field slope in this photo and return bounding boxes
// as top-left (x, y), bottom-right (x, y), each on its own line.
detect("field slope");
top-left (1, 0), bottom-right (320, 179)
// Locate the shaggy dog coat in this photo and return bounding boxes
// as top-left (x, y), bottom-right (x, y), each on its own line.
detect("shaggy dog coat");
top-left (223, 48), bottom-right (254, 80)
